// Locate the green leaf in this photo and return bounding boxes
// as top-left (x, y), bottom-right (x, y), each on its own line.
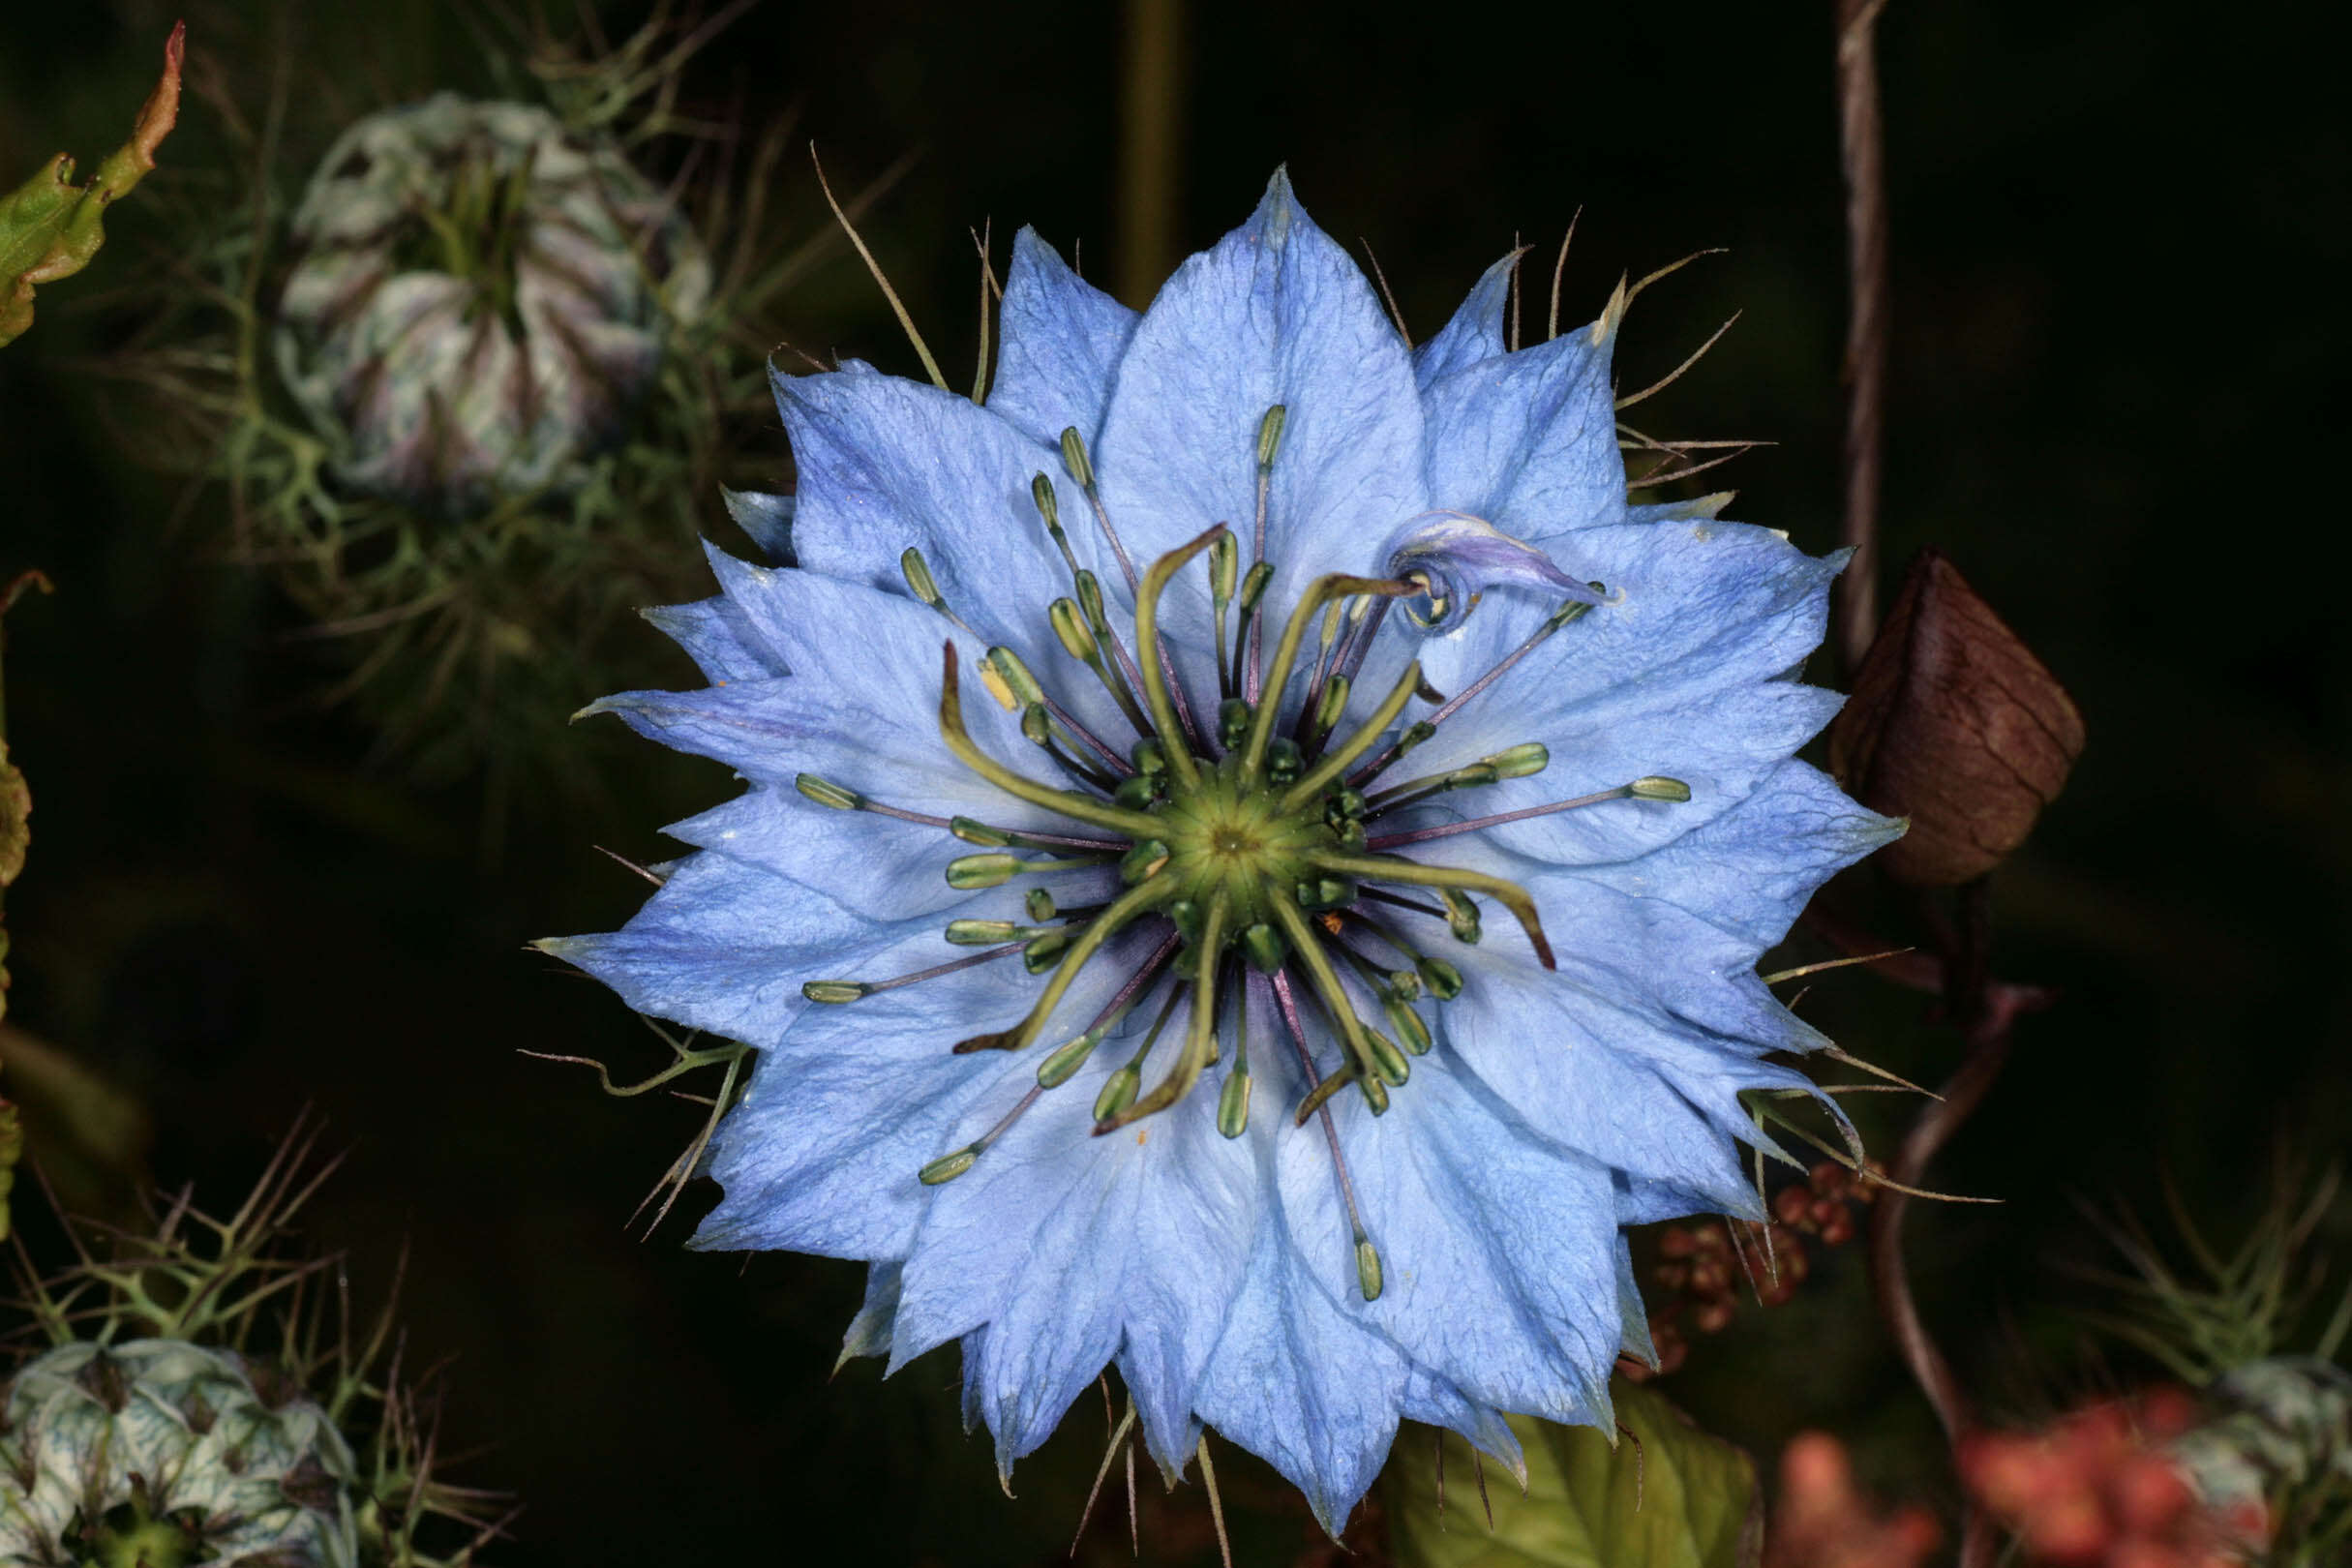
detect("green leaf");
top-left (1388, 1379), bottom-right (1764, 1568)
top-left (0, 20), bottom-right (184, 348)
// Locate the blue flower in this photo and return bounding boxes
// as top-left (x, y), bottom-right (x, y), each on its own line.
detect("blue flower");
top-left (543, 170), bottom-right (1901, 1532)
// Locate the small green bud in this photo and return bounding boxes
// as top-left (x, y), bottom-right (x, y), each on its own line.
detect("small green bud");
top-left (1326, 786), bottom-right (1368, 822)
top-left (1120, 839), bottom-right (1171, 884)
top-left (1093, 1064), bottom-right (1139, 1123)
top-left (1488, 741), bottom-right (1550, 779)
top-left (1026, 888), bottom-right (1057, 922)
top-left (1256, 404), bottom-right (1288, 468)
top-left (1112, 772), bottom-right (1163, 810)
top-left (920, 1148), bottom-right (978, 1185)
top-left (1332, 818), bottom-right (1367, 851)
top-left (1267, 738), bottom-right (1305, 785)
top-left (1417, 955), bottom-right (1463, 1000)
top-left (1050, 598), bottom-right (1099, 662)
top-left (946, 919), bottom-right (1019, 945)
top-left (1060, 427), bottom-right (1096, 490)
top-left (1240, 921), bottom-right (1286, 973)
top-left (900, 546), bottom-right (945, 608)
top-left (1355, 1236), bottom-right (1384, 1301)
top-left (1296, 875), bottom-right (1357, 912)
top-left (950, 817), bottom-right (1014, 847)
top-left (1217, 1067), bottom-right (1251, 1137)
top-left (1219, 697), bottom-right (1253, 750)
top-left (1131, 737), bottom-right (1168, 774)
top-left (796, 774), bottom-right (862, 811)
top-left (947, 853), bottom-right (1020, 890)
top-left (801, 980), bottom-right (867, 1004)
top-left (1629, 775), bottom-right (1693, 801)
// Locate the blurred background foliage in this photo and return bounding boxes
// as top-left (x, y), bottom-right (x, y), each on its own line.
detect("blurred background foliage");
top-left (0, 0), bottom-right (2344, 1562)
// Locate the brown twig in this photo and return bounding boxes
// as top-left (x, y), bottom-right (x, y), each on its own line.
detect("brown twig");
top-left (1834, 0), bottom-right (1892, 674)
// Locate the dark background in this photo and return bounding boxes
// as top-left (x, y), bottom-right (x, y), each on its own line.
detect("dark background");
top-left (2, 1), bottom-right (2345, 1561)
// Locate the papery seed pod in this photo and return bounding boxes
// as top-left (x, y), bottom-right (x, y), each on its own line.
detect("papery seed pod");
top-left (273, 93), bottom-right (710, 515)
top-left (1829, 549), bottom-right (2085, 886)
top-left (0, 1339), bottom-right (363, 1566)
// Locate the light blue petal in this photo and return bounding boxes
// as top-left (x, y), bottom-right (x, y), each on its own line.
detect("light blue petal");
top-left (721, 486), bottom-right (797, 562)
top-left (838, 1261), bottom-right (903, 1369)
top-left (1413, 253), bottom-right (1517, 389)
top-left (1420, 317), bottom-right (1625, 542)
top-left (1281, 1053), bottom-right (1623, 1429)
top-left (1613, 1235), bottom-right (1657, 1369)
top-left (1094, 169), bottom-right (1430, 591)
top-left (641, 595), bottom-right (787, 684)
top-left (987, 227), bottom-right (1139, 448)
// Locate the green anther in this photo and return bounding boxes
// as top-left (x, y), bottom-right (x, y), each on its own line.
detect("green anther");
top-left (947, 919), bottom-right (1019, 945)
top-left (1131, 738), bottom-right (1168, 774)
top-left (1629, 775), bottom-right (1694, 801)
top-left (1026, 888), bottom-right (1057, 922)
top-left (1050, 597), bottom-right (1100, 662)
top-left (1446, 762), bottom-right (1501, 791)
top-left (1218, 697), bottom-right (1252, 749)
top-left (1169, 897), bottom-right (1203, 946)
top-left (801, 980), bottom-right (868, 1004)
top-left (920, 1149), bottom-right (978, 1185)
top-left (1333, 819), bottom-right (1367, 851)
top-left (1022, 931), bottom-right (1072, 973)
top-left (1313, 673), bottom-right (1352, 737)
top-left (1237, 561), bottom-right (1275, 620)
top-left (1074, 570), bottom-right (1109, 632)
top-left (1441, 889), bottom-right (1482, 944)
top-left (900, 546), bottom-right (945, 609)
top-left (1037, 1030), bottom-right (1102, 1088)
top-left (1355, 1236), bottom-right (1384, 1302)
top-left (1384, 998), bottom-right (1432, 1055)
top-left (1218, 1065), bottom-right (1252, 1137)
top-left (1358, 1074), bottom-right (1391, 1115)
top-left (1210, 532), bottom-right (1239, 602)
top-left (937, 645), bottom-right (1165, 839)
top-left (1295, 875), bottom-right (1357, 912)
top-left (1060, 426), bottom-right (1097, 491)
top-left (1241, 921), bottom-right (1286, 973)
top-left (1120, 839), bottom-right (1171, 884)
top-left (1418, 956), bottom-right (1463, 1000)
top-left (1328, 787), bottom-right (1368, 821)
top-left (1112, 772), bottom-right (1162, 810)
top-left (1031, 471), bottom-right (1066, 536)
top-left (1256, 404), bottom-right (1288, 468)
top-left (1268, 738), bottom-right (1305, 785)
top-left (1547, 594), bottom-right (1601, 632)
top-left (1393, 720), bottom-right (1435, 760)
top-left (1387, 967), bottom-right (1423, 1002)
top-left (947, 853), bottom-right (1020, 890)
top-left (796, 774), bottom-right (863, 811)
top-left (1093, 1064), bottom-right (1139, 1123)
top-left (1365, 1028), bottom-right (1411, 1085)
top-left (988, 647), bottom-right (1046, 707)
top-left (1489, 741), bottom-right (1551, 778)
top-left (1021, 705), bottom-right (1053, 746)
top-left (950, 817), bottom-right (1014, 847)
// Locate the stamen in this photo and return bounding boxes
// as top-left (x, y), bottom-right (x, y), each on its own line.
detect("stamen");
top-left (1209, 532), bottom-right (1239, 699)
top-left (1036, 932), bottom-right (1181, 1088)
top-left (1364, 742), bottom-right (1548, 816)
top-left (900, 547), bottom-right (983, 640)
top-left (1059, 428), bottom-right (1140, 591)
top-left (1097, 890), bottom-right (1231, 1132)
top-left (1094, 982), bottom-right (1186, 1123)
top-left (1030, 472), bottom-right (1082, 576)
top-left (951, 873), bottom-right (1177, 1054)
top-left (1279, 657), bottom-right (1425, 813)
top-left (800, 941), bottom-right (1028, 1004)
top-left (948, 817), bottom-right (1125, 854)
top-left (1363, 776), bottom-right (1690, 851)
top-left (1131, 526), bottom-right (1230, 792)
top-left (1050, 595), bottom-right (1154, 737)
top-left (1022, 705), bottom-right (1120, 792)
top-left (1239, 574), bottom-right (1413, 784)
top-left (1217, 976), bottom-right (1252, 1137)
top-left (1268, 888), bottom-right (1388, 1089)
top-left (1349, 595), bottom-right (1599, 787)
top-left (1307, 850), bottom-right (1557, 969)
top-left (919, 1084), bottom-right (1044, 1185)
top-left (936, 645), bottom-right (1161, 838)
top-left (1271, 972), bottom-right (1382, 1302)
top-left (1244, 406), bottom-right (1285, 700)
top-left (990, 646), bottom-right (1132, 776)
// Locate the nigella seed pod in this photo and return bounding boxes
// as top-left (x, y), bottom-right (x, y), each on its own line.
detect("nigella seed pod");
top-left (273, 94), bottom-right (711, 515)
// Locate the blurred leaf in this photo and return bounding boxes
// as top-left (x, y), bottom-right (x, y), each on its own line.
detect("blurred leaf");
top-left (1829, 549), bottom-right (2085, 886)
top-left (0, 20), bottom-right (184, 348)
top-left (1389, 1379), bottom-right (1763, 1568)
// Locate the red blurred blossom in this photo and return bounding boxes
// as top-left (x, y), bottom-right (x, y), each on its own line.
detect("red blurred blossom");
top-left (1764, 1432), bottom-right (1941, 1568)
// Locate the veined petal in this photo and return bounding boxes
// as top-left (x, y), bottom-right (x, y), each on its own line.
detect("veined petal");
top-left (1413, 253), bottom-right (1518, 388)
top-left (1096, 169), bottom-right (1430, 585)
top-left (1419, 316), bottom-right (1626, 542)
top-left (641, 594), bottom-right (787, 685)
top-left (988, 227), bottom-right (1139, 448)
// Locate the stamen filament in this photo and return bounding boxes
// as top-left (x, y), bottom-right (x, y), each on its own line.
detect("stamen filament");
top-left (948, 817), bottom-right (1126, 853)
top-left (801, 941), bottom-right (1028, 1003)
top-left (952, 873), bottom-right (1178, 1053)
top-left (1279, 657), bottom-right (1425, 813)
top-left (1244, 406), bottom-right (1285, 701)
top-left (1271, 971), bottom-right (1381, 1301)
top-left (1131, 526), bottom-right (1230, 792)
top-left (920, 1084), bottom-right (1045, 1184)
top-left (1240, 575), bottom-right (1412, 783)
top-left (1363, 777), bottom-right (1688, 851)
top-left (1350, 595), bottom-right (1598, 786)
top-left (938, 645), bottom-right (1162, 838)
top-left (1096, 982), bottom-right (1187, 1122)
top-left (1268, 888), bottom-right (1387, 1084)
top-left (1358, 886), bottom-right (1449, 920)
top-left (1052, 594), bottom-right (1156, 738)
top-left (1098, 889), bottom-right (1230, 1131)
top-left (1061, 428), bottom-right (1140, 591)
top-left (1217, 972), bottom-right (1252, 1137)
top-left (1037, 932), bottom-right (1181, 1087)
top-left (1307, 851), bottom-right (1557, 969)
